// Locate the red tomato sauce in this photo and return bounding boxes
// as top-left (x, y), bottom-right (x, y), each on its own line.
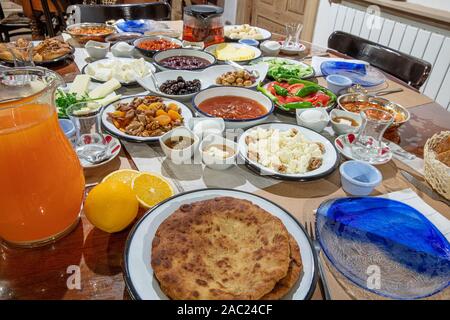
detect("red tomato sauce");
top-left (198, 96), bottom-right (267, 120)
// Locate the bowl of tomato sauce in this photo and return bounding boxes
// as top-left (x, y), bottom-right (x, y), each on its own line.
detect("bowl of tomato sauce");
top-left (134, 36), bottom-right (182, 57)
top-left (192, 87), bottom-right (274, 129)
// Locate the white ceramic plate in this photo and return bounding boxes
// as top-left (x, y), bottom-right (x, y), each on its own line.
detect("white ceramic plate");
top-left (80, 134), bottom-right (121, 169)
top-left (123, 188), bottom-right (318, 300)
top-left (335, 133), bottom-right (392, 165)
top-left (224, 25), bottom-right (272, 41)
top-left (238, 123), bottom-right (339, 181)
top-left (137, 63), bottom-right (270, 101)
top-left (204, 43), bottom-right (262, 64)
top-left (192, 86), bottom-right (274, 129)
top-left (82, 57), bottom-right (156, 85)
top-left (101, 95), bottom-right (194, 143)
top-left (251, 56), bottom-right (315, 79)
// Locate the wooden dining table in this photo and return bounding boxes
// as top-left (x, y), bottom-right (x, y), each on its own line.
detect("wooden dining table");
top-left (0, 22), bottom-right (449, 301)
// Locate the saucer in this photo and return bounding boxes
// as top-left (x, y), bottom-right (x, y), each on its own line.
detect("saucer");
top-left (80, 135), bottom-right (121, 169)
top-left (334, 133), bottom-right (392, 165)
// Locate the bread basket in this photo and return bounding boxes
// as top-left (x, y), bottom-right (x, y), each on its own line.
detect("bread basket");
top-left (424, 131), bottom-right (450, 200)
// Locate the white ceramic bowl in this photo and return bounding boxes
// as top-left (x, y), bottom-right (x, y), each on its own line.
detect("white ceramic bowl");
top-left (111, 41), bottom-right (135, 58)
top-left (153, 48), bottom-right (216, 71)
top-left (260, 40), bottom-right (281, 56)
top-left (159, 127), bottom-right (199, 164)
top-left (200, 134), bottom-right (238, 170)
top-left (330, 109), bottom-right (361, 136)
top-left (204, 43), bottom-right (262, 64)
top-left (85, 40), bottom-right (110, 60)
top-left (134, 35), bottom-right (182, 58)
top-left (188, 118), bottom-right (225, 140)
top-left (296, 108), bottom-right (330, 133)
top-left (192, 86), bottom-right (274, 129)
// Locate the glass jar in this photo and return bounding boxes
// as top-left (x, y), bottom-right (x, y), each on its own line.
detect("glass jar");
top-left (183, 5), bottom-right (224, 47)
top-left (0, 67), bottom-right (85, 247)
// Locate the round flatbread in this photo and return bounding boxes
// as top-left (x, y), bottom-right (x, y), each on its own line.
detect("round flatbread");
top-left (151, 197), bottom-right (291, 300)
top-left (260, 234), bottom-right (302, 300)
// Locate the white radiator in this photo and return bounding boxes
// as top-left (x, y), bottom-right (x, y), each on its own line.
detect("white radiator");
top-left (313, 1), bottom-right (450, 111)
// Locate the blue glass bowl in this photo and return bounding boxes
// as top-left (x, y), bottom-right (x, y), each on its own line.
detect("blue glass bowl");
top-left (321, 61), bottom-right (386, 87)
top-left (316, 197), bottom-right (450, 299)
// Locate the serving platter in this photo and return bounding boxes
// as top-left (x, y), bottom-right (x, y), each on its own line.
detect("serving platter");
top-left (101, 95), bottom-right (193, 143)
top-left (251, 56), bottom-right (315, 80)
top-left (204, 43), bottom-right (262, 64)
top-left (317, 197), bottom-right (450, 299)
top-left (238, 123), bottom-right (339, 181)
top-left (82, 57), bottom-right (156, 85)
top-left (0, 41), bottom-right (75, 66)
top-left (137, 63), bottom-right (269, 101)
top-left (123, 188), bottom-right (318, 300)
top-left (224, 25), bottom-right (272, 42)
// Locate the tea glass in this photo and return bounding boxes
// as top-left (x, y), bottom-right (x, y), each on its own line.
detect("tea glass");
top-left (283, 23), bottom-right (303, 50)
top-left (351, 108), bottom-right (393, 162)
top-left (7, 40), bottom-right (35, 67)
top-left (66, 102), bottom-right (108, 163)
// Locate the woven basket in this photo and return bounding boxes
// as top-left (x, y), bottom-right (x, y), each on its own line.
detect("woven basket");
top-left (424, 131), bottom-right (450, 200)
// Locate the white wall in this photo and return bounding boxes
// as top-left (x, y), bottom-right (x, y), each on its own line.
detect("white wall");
top-left (223, 0), bottom-right (238, 25)
top-left (407, 0), bottom-right (450, 12)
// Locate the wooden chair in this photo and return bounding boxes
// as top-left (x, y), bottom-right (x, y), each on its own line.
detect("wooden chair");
top-left (66, 2), bottom-right (171, 24)
top-left (328, 31), bottom-right (432, 89)
top-left (0, 3), bottom-right (32, 41)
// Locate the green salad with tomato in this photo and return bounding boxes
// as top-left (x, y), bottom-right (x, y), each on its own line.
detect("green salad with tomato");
top-left (257, 79), bottom-right (336, 112)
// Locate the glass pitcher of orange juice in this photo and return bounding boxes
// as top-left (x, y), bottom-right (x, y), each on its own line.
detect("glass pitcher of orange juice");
top-left (0, 67), bottom-right (85, 247)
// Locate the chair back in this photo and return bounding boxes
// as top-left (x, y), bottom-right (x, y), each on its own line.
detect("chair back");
top-left (328, 31), bottom-right (432, 89)
top-left (66, 2), bottom-right (171, 25)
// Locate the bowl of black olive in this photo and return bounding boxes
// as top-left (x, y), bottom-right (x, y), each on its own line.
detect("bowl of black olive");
top-left (136, 70), bottom-right (206, 102)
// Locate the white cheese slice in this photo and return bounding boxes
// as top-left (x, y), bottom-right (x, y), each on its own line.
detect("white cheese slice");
top-left (96, 93), bottom-right (122, 107)
top-left (89, 79), bottom-right (121, 99)
top-left (69, 75), bottom-right (91, 97)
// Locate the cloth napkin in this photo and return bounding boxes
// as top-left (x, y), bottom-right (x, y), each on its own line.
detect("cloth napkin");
top-left (311, 56), bottom-right (369, 77)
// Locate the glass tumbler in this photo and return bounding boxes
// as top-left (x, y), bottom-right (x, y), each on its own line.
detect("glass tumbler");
top-left (7, 40), bottom-right (35, 67)
top-left (351, 108), bottom-right (394, 162)
top-left (283, 23), bottom-right (303, 49)
top-left (66, 102), bottom-right (108, 164)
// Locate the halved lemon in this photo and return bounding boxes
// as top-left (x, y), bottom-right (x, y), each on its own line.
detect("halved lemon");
top-left (102, 169), bottom-right (140, 188)
top-left (132, 172), bottom-right (174, 209)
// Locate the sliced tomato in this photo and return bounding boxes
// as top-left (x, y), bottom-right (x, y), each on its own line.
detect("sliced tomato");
top-left (287, 83), bottom-right (305, 95)
top-left (276, 95), bottom-right (287, 105)
top-left (313, 92), bottom-right (330, 107)
top-left (284, 96), bottom-right (303, 103)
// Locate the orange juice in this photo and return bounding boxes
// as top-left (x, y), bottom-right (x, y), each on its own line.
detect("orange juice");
top-left (0, 102), bottom-right (85, 245)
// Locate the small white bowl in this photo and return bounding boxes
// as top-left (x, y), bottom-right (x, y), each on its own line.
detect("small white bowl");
top-left (111, 41), bottom-right (135, 58)
top-left (260, 40), bottom-right (281, 56)
top-left (188, 118), bottom-right (225, 140)
top-left (200, 134), bottom-right (237, 170)
top-left (330, 109), bottom-right (361, 136)
top-left (280, 42), bottom-right (306, 55)
top-left (159, 127), bottom-right (199, 164)
top-left (297, 108), bottom-right (329, 132)
top-left (192, 86), bottom-right (274, 129)
top-left (85, 40), bottom-right (110, 60)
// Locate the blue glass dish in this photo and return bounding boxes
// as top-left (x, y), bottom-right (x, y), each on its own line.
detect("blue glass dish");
top-left (320, 61), bottom-right (386, 87)
top-left (316, 197), bottom-right (450, 299)
top-left (116, 20), bottom-right (155, 34)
